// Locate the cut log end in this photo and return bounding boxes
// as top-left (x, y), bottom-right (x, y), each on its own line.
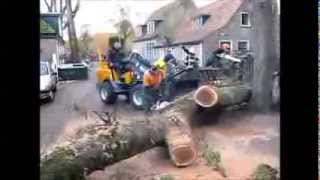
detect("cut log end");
top-left (194, 85), bottom-right (218, 108)
top-left (171, 145), bottom-right (197, 167)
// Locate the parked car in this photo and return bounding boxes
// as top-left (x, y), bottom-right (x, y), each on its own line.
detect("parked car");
top-left (40, 61), bottom-right (58, 101)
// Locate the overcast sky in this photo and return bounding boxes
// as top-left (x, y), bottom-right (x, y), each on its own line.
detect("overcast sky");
top-left (40, 0), bottom-right (217, 39)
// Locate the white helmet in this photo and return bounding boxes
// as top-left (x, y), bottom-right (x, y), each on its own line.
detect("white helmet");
top-left (114, 42), bottom-right (121, 49)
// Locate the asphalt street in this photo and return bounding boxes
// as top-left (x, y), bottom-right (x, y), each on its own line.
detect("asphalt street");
top-left (40, 62), bottom-right (144, 150)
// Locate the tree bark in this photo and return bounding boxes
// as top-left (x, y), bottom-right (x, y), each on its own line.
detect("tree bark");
top-left (194, 83), bottom-right (252, 109)
top-left (40, 113), bottom-right (167, 180)
top-left (65, 0), bottom-right (80, 63)
top-left (250, 0), bottom-right (277, 111)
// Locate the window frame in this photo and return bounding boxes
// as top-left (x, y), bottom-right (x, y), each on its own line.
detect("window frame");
top-left (218, 40), bottom-right (233, 53)
top-left (240, 11), bottom-right (251, 27)
top-left (147, 21), bottom-right (155, 34)
top-left (237, 40), bottom-right (250, 51)
top-left (196, 16), bottom-right (203, 27)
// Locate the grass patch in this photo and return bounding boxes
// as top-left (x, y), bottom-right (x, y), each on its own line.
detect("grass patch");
top-left (153, 173), bottom-right (175, 180)
top-left (202, 145), bottom-right (227, 177)
top-left (251, 164), bottom-right (278, 180)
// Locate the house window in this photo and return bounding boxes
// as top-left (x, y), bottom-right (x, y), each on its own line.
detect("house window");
top-left (196, 17), bottom-right (203, 27)
top-left (219, 40), bottom-right (232, 54)
top-left (137, 26), bottom-right (143, 36)
top-left (147, 21), bottom-right (155, 34)
top-left (146, 42), bottom-right (155, 60)
top-left (240, 12), bottom-right (250, 26)
top-left (237, 40), bottom-right (250, 51)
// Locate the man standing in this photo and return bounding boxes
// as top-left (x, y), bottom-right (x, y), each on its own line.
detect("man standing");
top-left (153, 52), bottom-right (175, 78)
top-left (205, 43), bottom-right (231, 67)
top-left (143, 65), bottom-right (164, 113)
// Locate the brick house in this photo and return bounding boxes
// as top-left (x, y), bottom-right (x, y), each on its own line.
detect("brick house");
top-left (154, 0), bottom-right (279, 109)
top-left (153, 0), bottom-right (257, 67)
top-left (155, 0), bottom-right (280, 71)
top-left (132, 0), bottom-right (196, 63)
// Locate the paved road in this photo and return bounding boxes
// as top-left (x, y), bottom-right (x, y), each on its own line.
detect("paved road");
top-left (40, 62), bottom-right (144, 150)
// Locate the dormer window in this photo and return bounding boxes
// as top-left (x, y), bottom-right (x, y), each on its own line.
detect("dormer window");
top-left (193, 15), bottom-right (210, 29)
top-left (240, 12), bottom-right (251, 27)
top-left (137, 25), bottom-right (147, 36)
top-left (147, 21), bottom-right (155, 34)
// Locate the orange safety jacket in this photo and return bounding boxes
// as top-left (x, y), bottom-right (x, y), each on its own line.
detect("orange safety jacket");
top-left (143, 70), bottom-right (164, 87)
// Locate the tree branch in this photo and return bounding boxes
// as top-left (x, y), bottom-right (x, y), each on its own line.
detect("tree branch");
top-left (62, 5), bottom-right (67, 14)
top-left (59, 0), bottom-right (63, 12)
top-left (53, 0), bottom-right (57, 12)
top-left (63, 21), bottom-right (69, 30)
top-left (44, 0), bottom-right (53, 12)
top-left (71, 0), bottom-right (80, 18)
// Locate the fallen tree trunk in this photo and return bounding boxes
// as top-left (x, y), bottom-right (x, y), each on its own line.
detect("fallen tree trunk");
top-left (40, 113), bottom-right (167, 180)
top-left (194, 83), bottom-right (252, 108)
top-left (165, 115), bottom-right (197, 167)
top-left (41, 83), bottom-right (249, 179)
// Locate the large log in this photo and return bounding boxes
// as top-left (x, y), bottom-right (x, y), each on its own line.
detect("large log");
top-left (194, 83), bottom-right (252, 108)
top-left (165, 115), bottom-right (197, 167)
top-left (42, 82), bottom-right (251, 179)
top-left (40, 113), bottom-right (167, 180)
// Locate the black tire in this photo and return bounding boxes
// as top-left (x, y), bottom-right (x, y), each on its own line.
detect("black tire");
top-left (99, 81), bottom-right (117, 104)
top-left (52, 84), bottom-right (57, 92)
top-left (47, 90), bottom-right (55, 102)
top-left (129, 85), bottom-right (144, 110)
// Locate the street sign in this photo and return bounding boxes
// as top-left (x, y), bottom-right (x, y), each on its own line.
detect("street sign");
top-left (40, 14), bottom-right (61, 38)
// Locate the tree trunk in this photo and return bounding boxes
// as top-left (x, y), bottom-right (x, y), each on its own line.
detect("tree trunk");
top-left (194, 83), bottom-right (252, 109)
top-left (65, 0), bottom-right (80, 63)
top-left (40, 94), bottom-right (201, 180)
top-left (41, 83), bottom-right (253, 179)
top-left (250, 0), bottom-right (277, 111)
top-left (40, 113), bottom-right (167, 180)
top-left (165, 115), bottom-right (197, 167)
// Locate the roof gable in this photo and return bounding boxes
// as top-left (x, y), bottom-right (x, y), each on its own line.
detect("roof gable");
top-left (174, 0), bottom-right (245, 44)
top-left (134, 0), bottom-right (196, 43)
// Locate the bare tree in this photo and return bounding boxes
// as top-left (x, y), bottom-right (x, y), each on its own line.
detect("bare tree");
top-left (43, 0), bottom-right (53, 12)
top-left (114, 7), bottom-right (135, 54)
top-left (65, 0), bottom-right (80, 62)
top-left (43, 0), bottom-right (81, 63)
top-left (79, 24), bottom-right (93, 58)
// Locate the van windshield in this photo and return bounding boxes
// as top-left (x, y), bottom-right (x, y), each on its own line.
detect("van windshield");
top-left (41, 63), bottom-right (49, 75)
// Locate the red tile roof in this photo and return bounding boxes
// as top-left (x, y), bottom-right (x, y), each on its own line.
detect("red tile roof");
top-left (173, 0), bottom-right (245, 44)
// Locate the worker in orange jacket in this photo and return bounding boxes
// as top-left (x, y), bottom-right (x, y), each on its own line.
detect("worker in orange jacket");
top-left (143, 65), bottom-right (164, 112)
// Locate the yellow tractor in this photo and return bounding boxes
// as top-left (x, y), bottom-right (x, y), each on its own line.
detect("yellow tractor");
top-left (95, 49), bottom-right (144, 107)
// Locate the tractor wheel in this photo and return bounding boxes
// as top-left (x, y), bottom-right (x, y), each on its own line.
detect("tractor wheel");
top-left (99, 81), bottom-right (117, 104)
top-left (129, 85), bottom-right (144, 110)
